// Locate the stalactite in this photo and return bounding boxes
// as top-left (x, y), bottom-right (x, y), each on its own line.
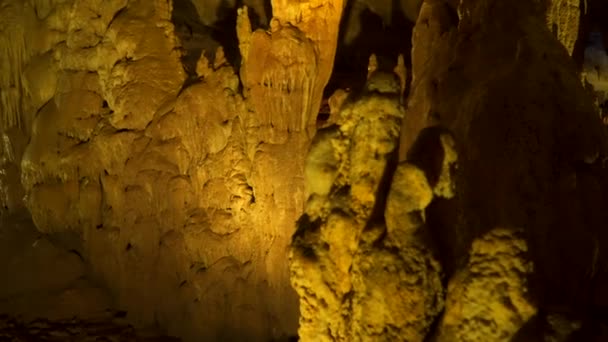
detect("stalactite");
top-left (0, 1), bottom-right (35, 133)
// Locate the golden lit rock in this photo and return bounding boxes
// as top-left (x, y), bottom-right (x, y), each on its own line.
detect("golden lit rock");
top-left (291, 58), bottom-right (443, 341)
top-left (238, 0), bottom-right (344, 131)
top-left (546, 0), bottom-right (581, 55)
top-left (436, 228), bottom-right (536, 341)
top-left (2, 0), bottom-right (608, 340)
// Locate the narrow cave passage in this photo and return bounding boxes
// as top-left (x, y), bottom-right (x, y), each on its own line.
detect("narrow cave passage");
top-left (319, 0), bottom-right (415, 126)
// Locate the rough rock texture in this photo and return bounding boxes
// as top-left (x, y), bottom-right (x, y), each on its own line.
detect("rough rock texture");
top-left (0, 315), bottom-right (181, 341)
top-left (0, 0), bottom-right (341, 340)
top-left (3, 0), bottom-right (608, 341)
top-left (0, 213), bottom-right (182, 341)
top-left (290, 60), bottom-right (446, 341)
top-left (292, 0), bottom-right (608, 341)
top-left (546, 0), bottom-right (581, 55)
top-left (0, 128), bottom-right (27, 212)
top-left (400, 0), bottom-right (608, 339)
top-left (0, 214), bottom-right (113, 323)
top-left (237, 0), bottom-right (344, 132)
top-left (435, 228), bottom-right (536, 341)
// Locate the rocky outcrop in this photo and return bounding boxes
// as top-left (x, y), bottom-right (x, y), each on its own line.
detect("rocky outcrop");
top-left (0, 0), bottom-right (336, 340)
top-left (237, 0), bottom-right (344, 132)
top-left (400, 0), bottom-right (608, 339)
top-left (290, 59), bottom-right (446, 341)
top-left (435, 228), bottom-right (536, 341)
top-left (292, 0), bottom-right (608, 340)
top-left (3, 0), bottom-right (608, 341)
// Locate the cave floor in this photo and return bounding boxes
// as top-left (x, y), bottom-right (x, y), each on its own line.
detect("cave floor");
top-left (0, 213), bottom-right (179, 341)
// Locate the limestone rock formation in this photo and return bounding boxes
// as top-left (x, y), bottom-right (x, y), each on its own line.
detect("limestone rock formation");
top-left (435, 228), bottom-right (536, 341)
top-left (290, 59), bottom-right (445, 341)
top-left (293, 0), bottom-right (608, 340)
top-left (238, 0), bottom-right (344, 132)
top-left (3, 0), bottom-right (318, 340)
top-left (400, 0), bottom-right (608, 339)
top-left (2, 0), bottom-right (608, 341)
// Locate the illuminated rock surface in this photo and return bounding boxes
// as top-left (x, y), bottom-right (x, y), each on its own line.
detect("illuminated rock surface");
top-left (0, 0), bottom-right (328, 340)
top-left (290, 60), bottom-right (445, 341)
top-left (1, 0), bottom-right (608, 341)
top-left (294, 0), bottom-right (608, 340)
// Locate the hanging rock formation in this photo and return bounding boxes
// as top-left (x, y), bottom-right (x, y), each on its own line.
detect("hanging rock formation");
top-left (237, 0), bottom-right (344, 132)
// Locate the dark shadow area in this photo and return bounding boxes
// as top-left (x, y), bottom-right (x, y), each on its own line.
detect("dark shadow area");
top-left (572, 0), bottom-right (608, 69)
top-left (171, 0), bottom-right (219, 83)
top-left (325, 0), bottom-right (414, 100)
top-left (510, 313), bottom-right (545, 341)
top-left (576, 1), bottom-right (608, 121)
top-left (212, 0), bottom-right (269, 70)
top-left (172, 0), bottom-right (270, 86)
top-left (263, 0), bottom-right (272, 25)
top-left (212, 0), bottom-right (245, 69)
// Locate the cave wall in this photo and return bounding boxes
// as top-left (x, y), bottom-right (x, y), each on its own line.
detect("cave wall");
top-left (2, 0), bottom-right (608, 341)
top-left (289, 0), bottom-right (608, 341)
top-left (0, 0), bottom-right (344, 341)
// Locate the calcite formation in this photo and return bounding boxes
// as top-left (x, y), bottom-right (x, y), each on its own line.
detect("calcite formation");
top-left (399, 0), bottom-right (608, 339)
top-left (1, 0), bottom-right (345, 340)
top-left (342, 0), bottom-right (423, 46)
top-left (237, 9), bottom-right (319, 131)
top-left (290, 59), bottom-right (445, 341)
top-left (293, 0), bottom-right (608, 340)
top-left (435, 228), bottom-right (536, 341)
top-left (238, 0), bottom-right (344, 132)
top-left (2, 0), bottom-right (608, 341)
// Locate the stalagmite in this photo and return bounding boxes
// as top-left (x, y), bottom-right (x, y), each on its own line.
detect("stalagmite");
top-left (290, 56), bottom-right (445, 341)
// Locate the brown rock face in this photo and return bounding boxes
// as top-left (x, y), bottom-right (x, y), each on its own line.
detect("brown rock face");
top-left (290, 61), bottom-right (445, 341)
top-left (238, 0), bottom-right (344, 132)
top-left (291, 0), bottom-right (608, 341)
top-left (403, 0), bottom-right (607, 308)
top-left (2, 0), bottom-right (608, 341)
top-left (1, 0), bottom-right (346, 340)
